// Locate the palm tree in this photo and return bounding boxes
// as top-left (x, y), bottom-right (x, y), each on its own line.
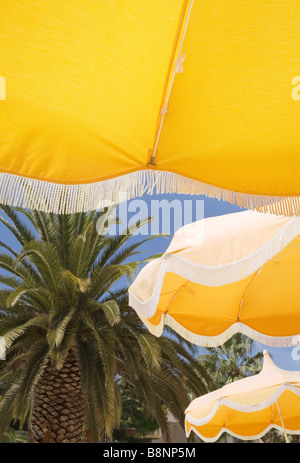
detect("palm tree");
top-left (199, 333), bottom-right (263, 389)
top-left (0, 205), bottom-right (211, 443)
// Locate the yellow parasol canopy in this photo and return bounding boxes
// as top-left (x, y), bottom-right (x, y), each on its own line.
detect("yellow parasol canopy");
top-left (0, 1), bottom-right (300, 213)
top-left (128, 210), bottom-right (300, 347)
top-left (185, 351), bottom-right (300, 442)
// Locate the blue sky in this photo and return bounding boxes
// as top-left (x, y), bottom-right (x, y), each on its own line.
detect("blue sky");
top-left (0, 194), bottom-right (299, 371)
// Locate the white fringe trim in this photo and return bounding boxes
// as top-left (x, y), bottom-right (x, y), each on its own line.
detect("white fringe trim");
top-left (129, 216), bottom-right (300, 320)
top-left (185, 384), bottom-right (300, 441)
top-left (0, 170), bottom-right (299, 214)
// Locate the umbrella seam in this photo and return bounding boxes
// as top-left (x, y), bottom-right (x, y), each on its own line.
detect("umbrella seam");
top-left (237, 268), bottom-right (262, 321)
top-left (148, 0), bottom-right (194, 166)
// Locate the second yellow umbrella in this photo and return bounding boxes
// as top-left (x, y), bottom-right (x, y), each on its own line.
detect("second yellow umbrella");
top-left (129, 210), bottom-right (300, 347)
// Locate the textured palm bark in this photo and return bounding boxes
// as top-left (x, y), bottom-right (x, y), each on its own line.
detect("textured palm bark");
top-left (29, 351), bottom-right (85, 443)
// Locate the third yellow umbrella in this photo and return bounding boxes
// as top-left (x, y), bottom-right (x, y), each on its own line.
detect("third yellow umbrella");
top-left (185, 351), bottom-right (300, 443)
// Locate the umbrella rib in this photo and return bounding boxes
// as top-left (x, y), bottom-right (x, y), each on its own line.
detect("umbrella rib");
top-left (276, 400), bottom-right (290, 443)
top-left (164, 281), bottom-right (191, 314)
top-left (237, 268), bottom-right (262, 322)
top-left (148, 0), bottom-right (194, 166)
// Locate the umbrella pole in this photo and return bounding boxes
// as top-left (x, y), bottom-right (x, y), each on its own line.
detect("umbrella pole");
top-left (276, 400), bottom-right (290, 443)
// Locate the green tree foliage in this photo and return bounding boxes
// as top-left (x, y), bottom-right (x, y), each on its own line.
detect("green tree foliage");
top-left (199, 333), bottom-right (263, 389)
top-left (118, 380), bottom-right (160, 434)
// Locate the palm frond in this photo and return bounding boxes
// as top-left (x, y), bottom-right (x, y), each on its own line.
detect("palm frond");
top-left (47, 307), bottom-right (75, 349)
top-left (2, 315), bottom-right (48, 351)
top-left (13, 341), bottom-right (49, 425)
top-left (0, 382), bottom-right (20, 440)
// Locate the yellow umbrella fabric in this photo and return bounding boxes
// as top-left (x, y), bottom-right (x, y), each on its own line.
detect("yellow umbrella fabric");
top-left (185, 351), bottom-right (300, 442)
top-left (0, 1), bottom-right (300, 213)
top-left (128, 210), bottom-right (300, 347)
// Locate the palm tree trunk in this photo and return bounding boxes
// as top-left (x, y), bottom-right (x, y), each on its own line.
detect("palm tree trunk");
top-left (29, 351), bottom-right (85, 443)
